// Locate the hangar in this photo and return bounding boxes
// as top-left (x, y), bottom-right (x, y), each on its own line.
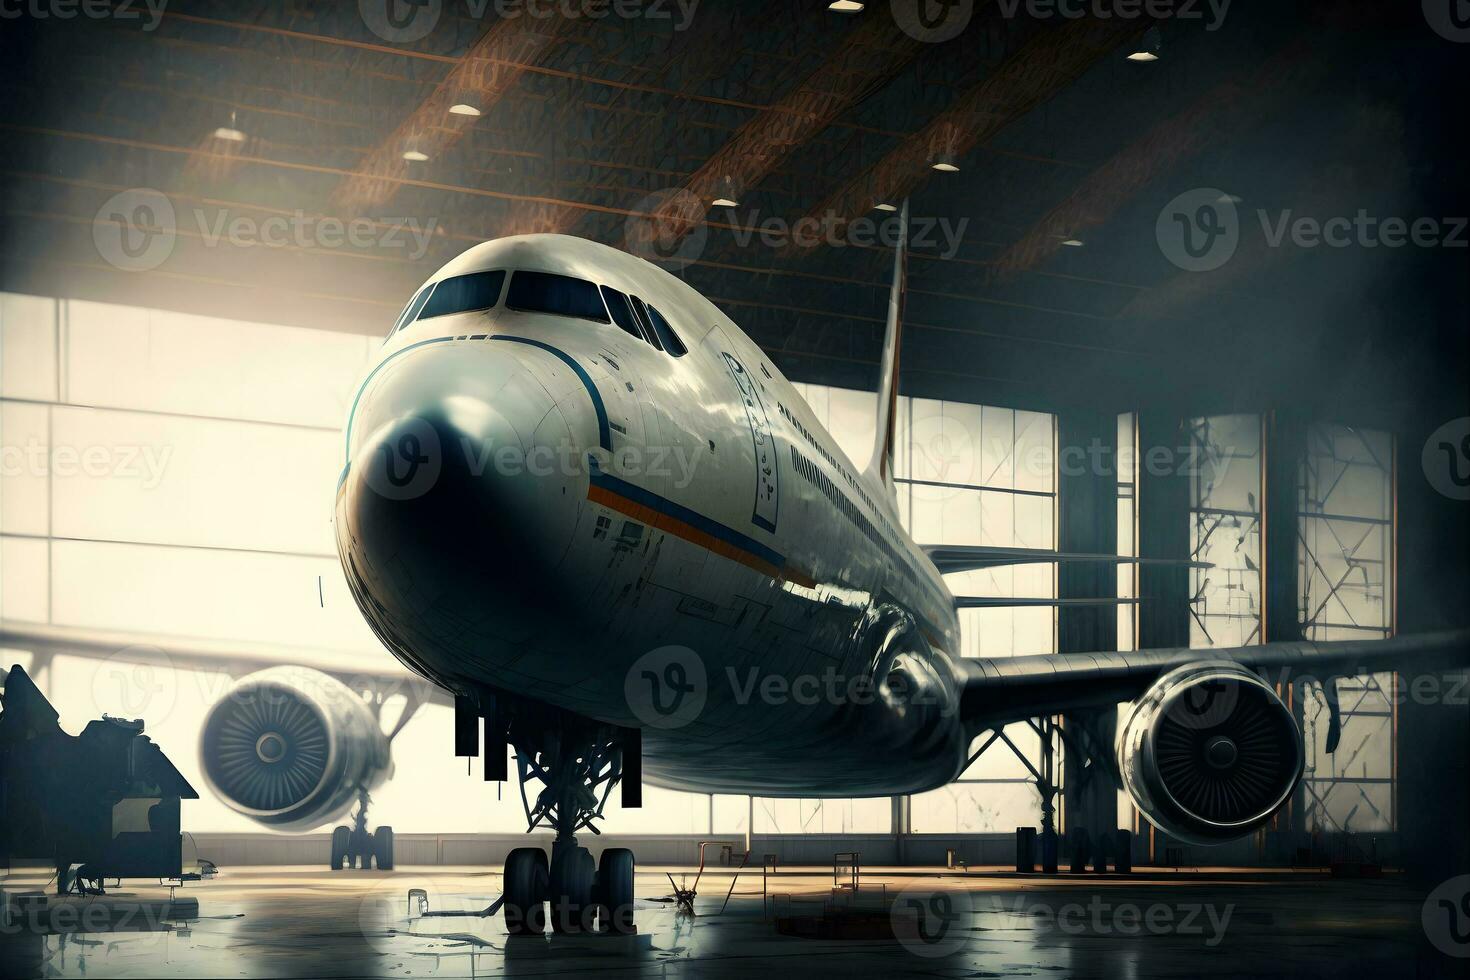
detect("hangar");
top-left (0, 2), bottom-right (1467, 977)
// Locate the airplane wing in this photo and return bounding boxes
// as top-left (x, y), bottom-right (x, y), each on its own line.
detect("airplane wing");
top-left (0, 620), bottom-right (445, 705)
top-left (954, 628), bottom-right (1470, 728)
top-left (924, 543), bottom-right (1211, 574)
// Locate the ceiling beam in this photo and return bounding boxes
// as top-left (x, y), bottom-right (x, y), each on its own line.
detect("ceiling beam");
top-left (625, 13), bottom-right (923, 247)
top-left (786, 18), bottom-right (1140, 253)
top-left (332, 16), bottom-right (569, 212)
top-left (988, 42), bottom-right (1312, 284)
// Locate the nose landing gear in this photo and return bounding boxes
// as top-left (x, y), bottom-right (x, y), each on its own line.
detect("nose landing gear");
top-left (498, 716), bottom-right (639, 935)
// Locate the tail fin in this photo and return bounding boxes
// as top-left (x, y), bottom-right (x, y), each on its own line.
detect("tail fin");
top-left (867, 198), bottom-right (908, 499)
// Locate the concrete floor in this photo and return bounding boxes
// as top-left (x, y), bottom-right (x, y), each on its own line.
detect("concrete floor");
top-left (0, 864), bottom-right (1461, 978)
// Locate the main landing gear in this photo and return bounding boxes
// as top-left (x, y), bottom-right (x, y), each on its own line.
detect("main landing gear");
top-left (330, 788), bottom-right (394, 870)
top-left (477, 704), bottom-right (640, 935)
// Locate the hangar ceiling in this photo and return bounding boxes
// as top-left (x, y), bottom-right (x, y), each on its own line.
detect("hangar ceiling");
top-left (0, 1), bottom-right (1462, 420)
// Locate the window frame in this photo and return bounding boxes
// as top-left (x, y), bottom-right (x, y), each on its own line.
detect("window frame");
top-left (644, 303), bottom-right (688, 357)
top-left (599, 285), bottom-right (652, 344)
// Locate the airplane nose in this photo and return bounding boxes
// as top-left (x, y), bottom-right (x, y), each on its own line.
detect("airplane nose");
top-left (336, 345), bottom-right (584, 650)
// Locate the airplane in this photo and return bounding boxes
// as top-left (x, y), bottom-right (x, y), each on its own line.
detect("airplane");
top-left (328, 211), bottom-right (1469, 936)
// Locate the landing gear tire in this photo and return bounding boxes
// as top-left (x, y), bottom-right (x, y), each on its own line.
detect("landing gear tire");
top-left (329, 826), bottom-right (350, 870)
top-left (504, 847), bottom-right (549, 935)
top-left (595, 848), bottom-right (636, 934)
top-left (374, 826), bottom-right (395, 871)
top-left (549, 846), bottom-right (596, 933)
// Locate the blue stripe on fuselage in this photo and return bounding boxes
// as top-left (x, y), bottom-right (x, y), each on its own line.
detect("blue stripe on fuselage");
top-left (588, 455), bottom-right (785, 569)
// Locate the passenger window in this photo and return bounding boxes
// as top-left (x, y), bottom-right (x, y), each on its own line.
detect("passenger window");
top-left (627, 295), bottom-right (663, 351)
top-left (645, 304), bottom-right (687, 357)
top-left (390, 283), bottom-right (435, 336)
top-left (599, 286), bottom-right (646, 342)
top-left (417, 270), bottom-right (505, 320)
top-left (506, 271), bottom-right (610, 323)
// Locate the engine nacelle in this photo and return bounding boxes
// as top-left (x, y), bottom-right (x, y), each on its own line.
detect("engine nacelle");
top-left (1117, 661), bottom-right (1302, 845)
top-left (199, 667), bottom-right (392, 832)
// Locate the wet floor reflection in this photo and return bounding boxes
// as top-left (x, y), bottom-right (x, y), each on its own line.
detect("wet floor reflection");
top-left (0, 866), bottom-right (1458, 979)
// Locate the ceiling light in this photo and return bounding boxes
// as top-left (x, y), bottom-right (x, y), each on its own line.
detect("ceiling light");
top-left (1061, 239), bottom-right (1084, 247)
top-left (1128, 26), bottom-right (1162, 62)
top-left (828, 0), bottom-right (864, 11)
top-left (874, 202), bottom-right (897, 212)
top-left (931, 161), bottom-right (959, 172)
top-left (712, 175), bottom-right (739, 208)
top-left (212, 127), bottom-right (246, 142)
top-left (402, 150), bottom-right (429, 162)
top-left (448, 103), bottom-right (481, 117)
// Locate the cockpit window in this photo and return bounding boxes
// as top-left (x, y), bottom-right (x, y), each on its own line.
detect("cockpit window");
top-left (599, 285), bottom-right (645, 342)
top-left (389, 283), bottom-right (434, 337)
top-left (417, 270), bottom-right (505, 320)
top-left (627, 295), bottom-right (663, 351)
top-left (506, 271), bottom-right (610, 324)
top-left (645, 304), bottom-right (688, 357)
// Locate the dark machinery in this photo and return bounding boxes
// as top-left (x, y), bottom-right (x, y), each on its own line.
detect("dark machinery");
top-left (0, 664), bottom-right (199, 895)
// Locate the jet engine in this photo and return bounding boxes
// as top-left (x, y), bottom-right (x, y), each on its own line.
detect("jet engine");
top-left (1117, 661), bottom-right (1302, 844)
top-left (199, 666), bottom-right (392, 832)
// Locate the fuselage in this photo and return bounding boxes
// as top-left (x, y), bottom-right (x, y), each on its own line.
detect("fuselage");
top-left (334, 234), bottom-right (968, 797)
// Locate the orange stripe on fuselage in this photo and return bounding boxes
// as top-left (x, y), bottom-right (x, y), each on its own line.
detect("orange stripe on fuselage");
top-left (587, 483), bottom-right (815, 585)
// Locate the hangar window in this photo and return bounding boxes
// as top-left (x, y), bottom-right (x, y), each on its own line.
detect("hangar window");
top-left (645, 304), bottom-right (688, 357)
top-left (506, 271), bottom-right (609, 324)
top-left (599, 285), bottom-right (649, 343)
top-left (389, 283), bottom-right (434, 337)
top-left (416, 270), bottom-right (505, 320)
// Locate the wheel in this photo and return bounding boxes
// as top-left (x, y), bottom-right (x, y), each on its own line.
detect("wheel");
top-left (594, 848), bottom-right (636, 934)
top-left (329, 827), bottom-right (350, 870)
top-left (549, 847), bottom-right (596, 933)
top-left (504, 847), bottom-right (548, 935)
top-left (374, 826), bottom-right (395, 871)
